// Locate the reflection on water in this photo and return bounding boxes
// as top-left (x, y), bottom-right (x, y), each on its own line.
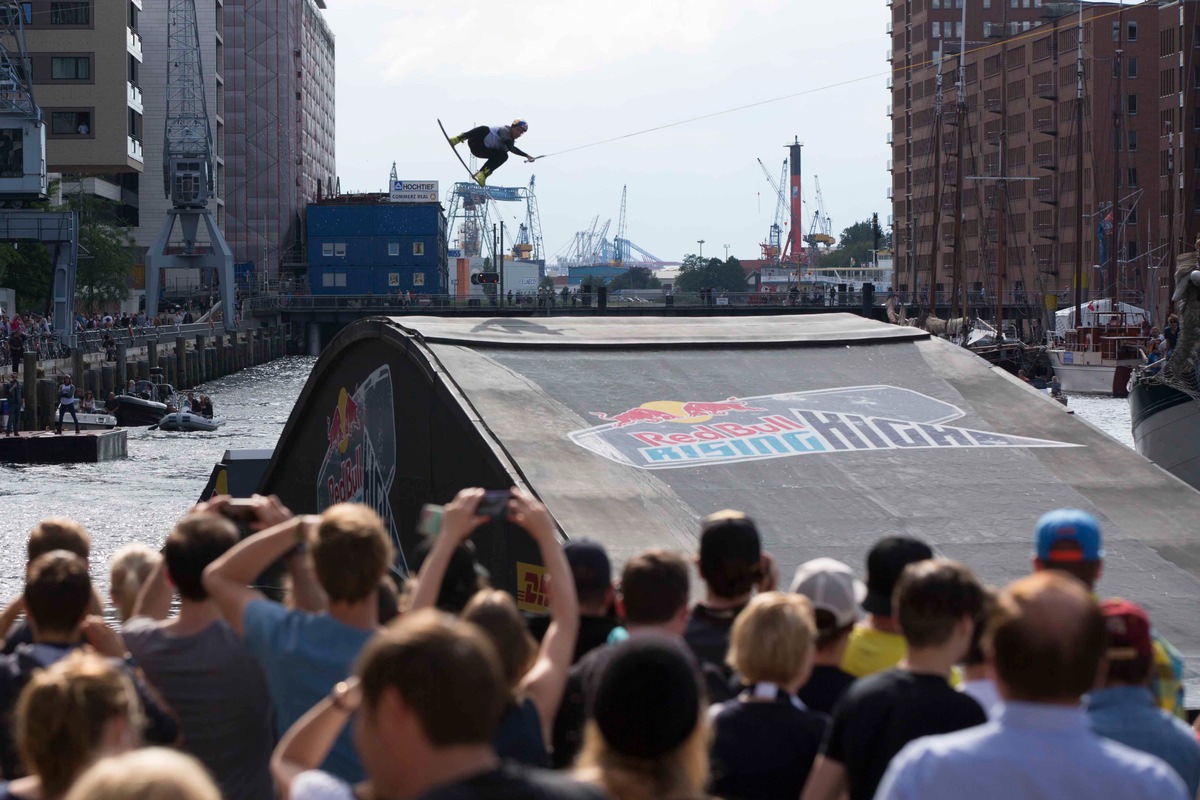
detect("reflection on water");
top-left (0, 357), bottom-right (316, 598)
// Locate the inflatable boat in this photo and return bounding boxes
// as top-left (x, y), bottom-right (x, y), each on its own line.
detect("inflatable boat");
top-left (114, 395), bottom-right (169, 427)
top-left (157, 411), bottom-right (226, 432)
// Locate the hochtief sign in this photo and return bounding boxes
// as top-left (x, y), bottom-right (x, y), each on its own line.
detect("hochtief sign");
top-left (389, 180), bottom-right (438, 203)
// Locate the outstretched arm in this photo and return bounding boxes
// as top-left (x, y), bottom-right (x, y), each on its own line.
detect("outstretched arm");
top-left (510, 145), bottom-right (536, 161)
top-left (510, 489), bottom-right (578, 742)
top-left (272, 678), bottom-right (361, 796)
top-left (409, 489), bottom-right (488, 612)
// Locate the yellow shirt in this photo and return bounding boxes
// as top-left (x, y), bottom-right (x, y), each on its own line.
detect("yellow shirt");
top-left (840, 624), bottom-right (907, 678)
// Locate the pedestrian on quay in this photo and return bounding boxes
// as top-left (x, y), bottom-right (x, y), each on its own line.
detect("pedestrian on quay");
top-left (8, 324), bottom-right (24, 377)
top-left (5, 373), bottom-right (22, 437)
top-left (56, 374), bottom-right (81, 435)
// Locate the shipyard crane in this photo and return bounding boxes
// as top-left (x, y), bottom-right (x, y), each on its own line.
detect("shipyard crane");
top-left (757, 159), bottom-right (788, 261)
top-left (612, 185), bottom-right (628, 266)
top-left (146, 0), bottom-right (235, 324)
top-left (0, 1), bottom-right (80, 344)
top-left (804, 176), bottom-right (836, 249)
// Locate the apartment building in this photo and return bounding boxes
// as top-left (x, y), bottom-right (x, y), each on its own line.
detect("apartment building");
top-left (224, 0), bottom-right (335, 273)
top-left (1156, 0), bottom-right (1200, 300)
top-left (889, 0), bottom-right (1182, 319)
top-left (23, 0), bottom-right (145, 220)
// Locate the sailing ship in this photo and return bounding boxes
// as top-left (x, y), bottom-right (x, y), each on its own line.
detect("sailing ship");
top-left (1128, 240), bottom-right (1200, 491)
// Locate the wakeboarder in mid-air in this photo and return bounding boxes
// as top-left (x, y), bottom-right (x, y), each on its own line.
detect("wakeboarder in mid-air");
top-left (441, 119), bottom-right (538, 186)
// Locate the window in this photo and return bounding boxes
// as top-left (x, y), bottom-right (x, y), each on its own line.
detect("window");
top-left (1128, 167), bottom-right (1137, 186)
top-left (1112, 21), bottom-right (1120, 41)
top-left (128, 54), bottom-right (139, 87)
top-left (413, 273), bottom-right (426, 287)
top-left (387, 242), bottom-right (399, 256)
top-left (50, 1), bottom-right (90, 24)
top-left (334, 243), bottom-right (346, 257)
top-left (1126, 205), bottom-right (1138, 224)
top-left (50, 57), bottom-right (89, 81)
top-left (932, 21), bottom-right (940, 38)
top-left (1128, 130), bottom-right (1138, 151)
top-left (1127, 57), bottom-right (1138, 79)
top-left (984, 0), bottom-right (990, 7)
top-left (1127, 21), bottom-right (1137, 42)
top-left (322, 243), bottom-right (333, 257)
top-left (320, 272), bottom-right (347, 288)
top-left (0, 129), bottom-right (23, 178)
top-left (1127, 240), bottom-right (1138, 259)
top-left (932, 0), bottom-right (939, 8)
top-left (0, 3), bottom-right (31, 25)
top-left (50, 110), bottom-right (91, 135)
top-left (413, 242), bottom-right (425, 256)
top-left (1127, 94), bottom-right (1137, 114)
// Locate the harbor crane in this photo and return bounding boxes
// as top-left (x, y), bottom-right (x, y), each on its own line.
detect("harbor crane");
top-left (146, 0), bottom-right (235, 323)
top-left (0, 1), bottom-right (80, 345)
top-left (804, 176), bottom-right (835, 249)
top-left (757, 159), bottom-right (788, 261)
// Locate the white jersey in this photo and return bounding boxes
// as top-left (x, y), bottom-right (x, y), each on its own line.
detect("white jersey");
top-left (483, 126), bottom-right (512, 151)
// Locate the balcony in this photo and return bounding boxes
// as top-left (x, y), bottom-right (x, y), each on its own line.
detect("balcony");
top-left (1036, 83), bottom-right (1057, 100)
top-left (887, 158), bottom-right (893, 171)
top-left (1037, 224), bottom-right (1059, 240)
top-left (1034, 117), bottom-right (1058, 135)
top-left (886, 21), bottom-right (892, 34)
top-left (986, 96), bottom-right (1003, 113)
top-left (1035, 152), bottom-right (1058, 170)
top-left (1036, 187), bottom-right (1059, 204)
top-left (127, 27), bottom-right (142, 60)
top-left (887, 131), bottom-right (894, 143)
top-left (887, 103), bottom-right (893, 116)
top-left (887, 76), bottom-right (893, 89)
top-left (127, 82), bottom-right (143, 113)
top-left (886, 48), bottom-right (893, 61)
top-left (887, 187), bottom-right (894, 199)
top-left (127, 136), bottom-right (143, 163)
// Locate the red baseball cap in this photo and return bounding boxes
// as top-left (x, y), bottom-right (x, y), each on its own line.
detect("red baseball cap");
top-left (1100, 598), bottom-right (1153, 665)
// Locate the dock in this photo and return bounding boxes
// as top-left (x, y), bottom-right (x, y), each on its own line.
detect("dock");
top-left (0, 429), bottom-right (127, 464)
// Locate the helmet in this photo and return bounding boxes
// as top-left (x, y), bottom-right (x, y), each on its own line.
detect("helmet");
top-left (512, 119), bottom-right (529, 132)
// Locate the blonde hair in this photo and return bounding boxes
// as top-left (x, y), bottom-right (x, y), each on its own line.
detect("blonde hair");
top-left (461, 589), bottom-right (537, 690)
top-left (574, 717), bottom-right (709, 800)
top-left (726, 592), bottom-right (815, 685)
top-left (17, 652), bottom-right (143, 797)
top-left (109, 543), bottom-right (162, 622)
top-left (312, 503), bottom-right (394, 603)
top-left (63, 748), bottom-right (221, 800)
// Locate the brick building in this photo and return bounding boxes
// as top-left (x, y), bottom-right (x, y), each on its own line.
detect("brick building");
top-left (889, 0), bottom-right (1195, 325)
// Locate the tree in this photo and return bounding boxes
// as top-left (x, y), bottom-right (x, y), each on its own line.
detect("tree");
top-left (0, 242), bottom-right (53, 313)
top-left (817, 217), bottom-right (886, 269)
top-left (538, 275), bottom-right (555, 290)
top-left (608, 266), bottom-right (661, 291)
top-left (63, 192), bottom-right (135, 313)
top-left (675, 254), bottom-right (747, 293)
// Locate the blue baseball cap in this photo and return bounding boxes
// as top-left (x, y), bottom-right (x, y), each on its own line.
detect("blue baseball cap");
top-left (1034, 508), bottom-right (1103, 562)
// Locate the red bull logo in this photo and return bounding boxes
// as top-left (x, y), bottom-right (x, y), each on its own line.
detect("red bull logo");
top-left (591, 396), bottom-right (765, 428)
top-left (326, 387), bottom-right (364, 455)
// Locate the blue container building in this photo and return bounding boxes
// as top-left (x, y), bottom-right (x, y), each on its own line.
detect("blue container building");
top-left (306, 200), bottom-right (448, 295)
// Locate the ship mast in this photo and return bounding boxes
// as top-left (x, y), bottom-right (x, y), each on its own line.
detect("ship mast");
top-left (1109, 3), bottom-right (1124, 309)
top-left (950, 0), bottom-right (968, 320)
top-left (1072, 0), bottom-right (1084, 323)
top-left (996, 0), bottom-right (1009, 336)
top-left (928, 48), bottom-right (945, 320)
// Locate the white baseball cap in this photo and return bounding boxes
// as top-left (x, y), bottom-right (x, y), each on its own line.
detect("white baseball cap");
top-left (790, 558), bottom-right (866, 630)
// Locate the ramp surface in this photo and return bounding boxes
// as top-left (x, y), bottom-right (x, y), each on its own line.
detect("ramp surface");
top-left (260, 315), bottom-right (1200, 690)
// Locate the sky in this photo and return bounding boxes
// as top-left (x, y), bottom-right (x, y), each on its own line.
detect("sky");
top-left (320, 0), bottom-right (892, 266)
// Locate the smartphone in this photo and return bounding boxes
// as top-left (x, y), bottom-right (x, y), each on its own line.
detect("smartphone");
top-left (221, 498), bottom-right (258, 523)
top-left (477, 489), bottom-right (512, 519)
top-left (417, 504), bottom-right (444, 537)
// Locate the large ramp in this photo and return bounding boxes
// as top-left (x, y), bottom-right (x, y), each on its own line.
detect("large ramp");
top-left (261, 315), bottom-right (1200, 679)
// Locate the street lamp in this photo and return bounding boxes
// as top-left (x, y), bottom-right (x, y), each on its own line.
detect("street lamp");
top-left (724, 244), bottom-right (730, 260)
top-left (697, 239), bottom-right (705, 259)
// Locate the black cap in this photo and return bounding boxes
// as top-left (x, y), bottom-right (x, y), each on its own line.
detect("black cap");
top-left (564, 538), bottom-right (611, 592)
top-left (699, 510), bottom-right (761, 567)
top-left (410, 537), bottom-right (490, 614)
top-left (591, 635), bottom-right (702, 758)
top-left (862, 536), bottom-right (933, 617)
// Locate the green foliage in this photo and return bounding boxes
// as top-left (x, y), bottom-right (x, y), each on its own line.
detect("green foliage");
top-left (538, 275), bottom-right (555, 290)
top-left (579, 275), bottom-right (606, 289)
top-left (817, 217), bottom-right (886, 269)
top-left (675, 255), bottom-right (747, 293)
top-left (608, 266), bottom-right (662, 291)
top-left (64, 192), bottom-right (135, 314)
top-left (0, 242), bottom-right (53, 312)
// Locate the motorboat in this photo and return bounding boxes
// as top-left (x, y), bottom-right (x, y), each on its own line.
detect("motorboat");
top-left (157, 411), bottom-right (226, 432)
top-left (114, 380), bottom-right (175, 427)
top-left (73, 410), bottom-right (118, 430)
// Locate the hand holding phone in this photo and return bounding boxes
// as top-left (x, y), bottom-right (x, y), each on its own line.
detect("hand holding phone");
top-left (476, 490), bottom-right (513, 519)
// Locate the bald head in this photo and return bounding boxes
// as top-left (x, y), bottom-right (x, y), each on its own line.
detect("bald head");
top-left (986, 572), bottom-right (1106, 704)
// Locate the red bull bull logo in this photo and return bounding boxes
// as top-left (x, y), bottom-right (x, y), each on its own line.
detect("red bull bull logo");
top-left (326, 388), bottom-right (364, 455)
top-left (590, 397), bottom-right (766, 428)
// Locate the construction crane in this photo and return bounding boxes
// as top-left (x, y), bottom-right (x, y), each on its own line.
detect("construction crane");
top-left (757, 159), bottom-right (787, 261)
top-left (804, 176), bottom-right (836, 249)
top-left (146, 0), bottom-right (234, 323)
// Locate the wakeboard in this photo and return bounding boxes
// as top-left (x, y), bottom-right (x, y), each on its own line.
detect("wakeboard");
top-left (438, 119), bottom-right (481, 185)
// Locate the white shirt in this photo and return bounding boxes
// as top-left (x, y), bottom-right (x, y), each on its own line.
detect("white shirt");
top-left (289, 770), bottom-right (354, 800)
top-left (960, 678), bottom-right (1001, 719)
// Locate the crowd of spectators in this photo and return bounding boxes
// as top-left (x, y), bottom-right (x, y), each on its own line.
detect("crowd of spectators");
top-left (0, 496), bottom-right (1197, 800)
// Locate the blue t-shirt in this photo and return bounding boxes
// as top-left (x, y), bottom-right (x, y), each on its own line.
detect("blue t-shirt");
top-left (58, 383), bottom-right (74, 406)
top-left (242, 600), bottom-right (374, 784)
